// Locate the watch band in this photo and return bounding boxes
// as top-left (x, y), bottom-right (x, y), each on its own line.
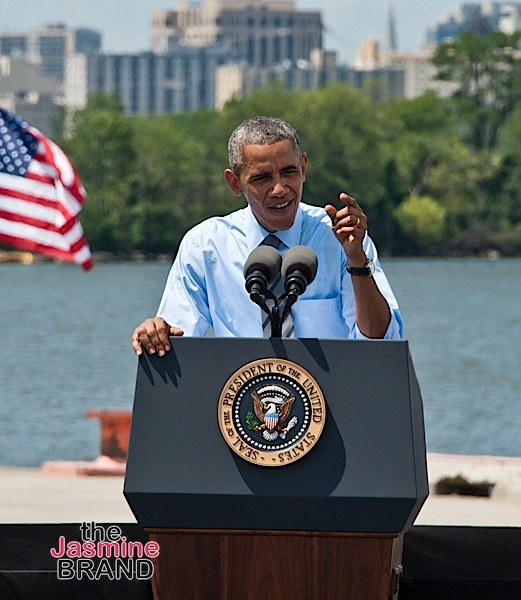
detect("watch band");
top-left (347, 259), bottom-right (375, 277)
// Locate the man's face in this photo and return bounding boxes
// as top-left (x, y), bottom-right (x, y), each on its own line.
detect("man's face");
top-left (224, 139), bottom-right (308, 232)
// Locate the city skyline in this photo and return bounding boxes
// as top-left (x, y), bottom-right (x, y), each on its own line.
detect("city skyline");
top-left (2, 0), bottom-right (471, 63)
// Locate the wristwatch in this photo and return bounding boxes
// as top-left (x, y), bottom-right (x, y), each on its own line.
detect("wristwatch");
top-left (347, 258), bottom-right (375, 277)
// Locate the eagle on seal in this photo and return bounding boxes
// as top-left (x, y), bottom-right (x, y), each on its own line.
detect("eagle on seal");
top-left (251, 388), bottom-right (297, 441)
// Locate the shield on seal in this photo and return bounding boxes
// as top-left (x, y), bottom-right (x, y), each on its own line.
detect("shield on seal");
top-left (265, 412), bottom-right (279, 431)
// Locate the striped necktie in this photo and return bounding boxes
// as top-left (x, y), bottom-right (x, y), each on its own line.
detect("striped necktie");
top-left (262, 234), bottom-right (294, 338)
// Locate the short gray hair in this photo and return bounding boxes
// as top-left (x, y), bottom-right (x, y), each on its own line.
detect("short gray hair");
top-left (228, 116), bottom-right (303, 174)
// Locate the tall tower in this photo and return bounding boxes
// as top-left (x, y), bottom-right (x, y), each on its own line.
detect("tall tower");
top-left (385, 3), bottom-right (398, 53)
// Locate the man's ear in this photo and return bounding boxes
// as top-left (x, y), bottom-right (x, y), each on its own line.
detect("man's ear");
top-left (301, 152), bottom-right (308, 182)
top-left (224, 169), bottom-right (243, 196)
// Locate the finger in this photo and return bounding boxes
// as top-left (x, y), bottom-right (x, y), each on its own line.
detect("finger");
top-left (326, 203), bottom-right (353, 229)
top-left (337, 195), bottom-right (361, 220)
top-left (146, 319), bottom-right (171, 356)
top-left (132, 327), bottom-right (156, 356)
top-left (339, 192), bottom-right (360, 209)
top-left (331, 211), bottom-right (360, 232)
top-left (339, 197), bottom-right (366, 228)
top-left (334, 224), bottom-right (358, 238)
top-left (131, 330), bottom-right (143, 356)
top-left (324, 204), bottom-right (337, 222)
top-left (325, 205), bottom-right (344, 232)
top-left (132, 325), bottom-right (181, 357)
top-left (133, 318), bottom-right (170, 357)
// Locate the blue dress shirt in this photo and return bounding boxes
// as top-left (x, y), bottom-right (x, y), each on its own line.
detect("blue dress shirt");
top-left (157, 203), bottom-right (403, 339)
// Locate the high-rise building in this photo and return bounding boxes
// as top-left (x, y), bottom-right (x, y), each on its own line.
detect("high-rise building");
top-left (0, 24), bottom-right (102, 133)
top-left (353, 35), bottom-right (456, 100)
top-left (380, 49), bottom-right (454, 99)
top-left (6, 3), bottom-right (410, 120)
top-left (66, 45), bottom-right (229, 115)
top-left (0, 24), bottom-right (102, 82)
top-left (0, 33), bottom-right (28, 58)
top-left (215, 47), bottom-right (405, 110)
top-left (0, 56), bottom-right (62, 135)
top-left (426, 2), bottom-right (521, 47)
top-left (151, 0), bottom-right (322, 68)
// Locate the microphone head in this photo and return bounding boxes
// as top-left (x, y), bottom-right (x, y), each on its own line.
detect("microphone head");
top-left (243, 245), bottom-right (282, 283)
top-left (281, 246), bottom-right (318, 284)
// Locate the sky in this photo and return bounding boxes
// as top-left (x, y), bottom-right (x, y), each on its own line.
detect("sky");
top-left (2, 0), bottom-right (468, 64)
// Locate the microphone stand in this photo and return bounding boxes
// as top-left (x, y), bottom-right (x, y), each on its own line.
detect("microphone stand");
top-left (269, 291), bottom-right (301, 338)
top-left (249, 289), bottom-right (285, 337)
top-left (269, 302), bottom-right (282, 337)
top-left (248, 289), bottom-right (293, 338)
top-left (264, 290), bottom-right (282, 337)
top-left (281, 292), bottom-right (297, 321)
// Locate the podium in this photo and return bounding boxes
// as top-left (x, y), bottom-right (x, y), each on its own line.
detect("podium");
top-left (124, 338), bottom-right (428, 600)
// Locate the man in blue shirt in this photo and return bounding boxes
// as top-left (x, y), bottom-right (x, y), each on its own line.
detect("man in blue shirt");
top-left (132, 116), bottom-right (402, 356)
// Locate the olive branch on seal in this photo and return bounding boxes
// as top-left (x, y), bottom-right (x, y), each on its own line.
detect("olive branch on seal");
top-left (246, 411), bottom-right (259, 431)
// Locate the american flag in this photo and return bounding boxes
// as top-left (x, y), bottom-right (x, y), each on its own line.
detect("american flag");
top-left (0, 108), bottom-right (93, 270)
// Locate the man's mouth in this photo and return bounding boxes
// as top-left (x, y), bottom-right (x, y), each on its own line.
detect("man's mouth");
top-left (272, 200), bottom-right (291, 210)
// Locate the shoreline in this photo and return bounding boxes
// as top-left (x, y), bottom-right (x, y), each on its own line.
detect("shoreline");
top-left (3, 249), bottom-right (521, 265)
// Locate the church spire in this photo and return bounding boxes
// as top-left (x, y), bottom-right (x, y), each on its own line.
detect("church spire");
top-left (385, 2), bottom-right (398, 53)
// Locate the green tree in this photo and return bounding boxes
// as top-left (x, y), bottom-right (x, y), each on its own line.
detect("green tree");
top-left (51, 83), bottom-right (521, 256)
top-left (291, 84), bottom-right (387, 208)
top-left (58, 94), bottom-right (137, 251)
top-left (128, 111), bottom-right (236, 254)
top-left (395, 194), bottom-right (447, 250)
top-left (380, 92), bottom-right (454, 192)
top-left (379, 92), bottom-right (503, 250)
top-left (493, 103), bottom-right (521, 229)
top-left (378, 93), bottom-right (454, 252)
top-left (432, 31), bottom-right (521, 151)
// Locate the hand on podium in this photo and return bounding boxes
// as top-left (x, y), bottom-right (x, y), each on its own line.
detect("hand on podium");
top-left (131, 317), bottom-right (183, 357)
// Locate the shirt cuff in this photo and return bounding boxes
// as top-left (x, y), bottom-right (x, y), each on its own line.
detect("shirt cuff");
top-left (353, 310), bottom-right (403, 340)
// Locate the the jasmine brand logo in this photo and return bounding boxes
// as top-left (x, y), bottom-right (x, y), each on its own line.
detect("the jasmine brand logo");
top-left (50, 522), bottom-right (159, 580)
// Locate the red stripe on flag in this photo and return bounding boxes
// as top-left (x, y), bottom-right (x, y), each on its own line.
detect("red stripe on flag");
top-left (0, 208), bottom-right (60, 231)
top-left (19, 172), bottom-right (55, 188)
top-left (0, 232), bottom-right (93, 271)
top-left (0, 188), bottom-right (71, 218)
top-left (0, 186), bottom-right (58, 208)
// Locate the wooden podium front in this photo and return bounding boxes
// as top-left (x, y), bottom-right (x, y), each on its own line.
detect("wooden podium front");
top-left (146, 529), bottom-right (403, 600)
top-left (124, 338), bottom-right (428, 600)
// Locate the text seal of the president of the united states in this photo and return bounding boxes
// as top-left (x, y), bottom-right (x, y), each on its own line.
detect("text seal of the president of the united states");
top-left (218, 358), bottom-right (326, 467)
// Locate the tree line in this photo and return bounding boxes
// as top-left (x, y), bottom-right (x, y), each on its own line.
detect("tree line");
top-left (55, 31), bottom-right (521, 258)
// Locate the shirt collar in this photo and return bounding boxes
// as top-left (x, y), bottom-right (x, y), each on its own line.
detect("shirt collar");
top-left (244, 204), bottom-right (303, 251)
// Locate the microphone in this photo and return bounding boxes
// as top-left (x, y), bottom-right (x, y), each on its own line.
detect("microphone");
top-left (243, 246), bottom-right (282, 308)
top-left (281, 246), bottom-right (318, 316)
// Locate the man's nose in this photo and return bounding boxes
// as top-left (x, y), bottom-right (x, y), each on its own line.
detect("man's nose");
top-left (271, 179), bottom-right (287, 196)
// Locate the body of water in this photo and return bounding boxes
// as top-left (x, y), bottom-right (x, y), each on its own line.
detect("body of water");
top-left (1, 258), bottom-right (520, 466)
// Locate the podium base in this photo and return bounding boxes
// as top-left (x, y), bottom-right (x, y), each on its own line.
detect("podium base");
top-left (146, 528), bottom-right (403, 600)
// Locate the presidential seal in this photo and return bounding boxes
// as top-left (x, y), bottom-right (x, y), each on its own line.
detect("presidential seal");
top-left (218, 358), bottom-right (326, 467)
